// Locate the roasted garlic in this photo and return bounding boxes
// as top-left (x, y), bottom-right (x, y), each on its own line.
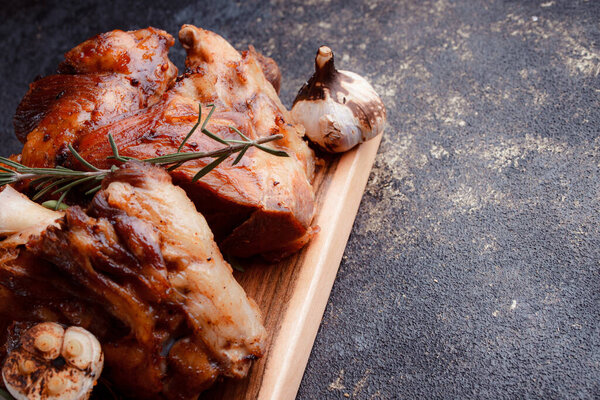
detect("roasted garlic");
top-left (2, 323), bottom-right (103, 400)
top-left (291, 46), bottom-right (386, 153)
top-left (0, 186), bottom-right (63, 237)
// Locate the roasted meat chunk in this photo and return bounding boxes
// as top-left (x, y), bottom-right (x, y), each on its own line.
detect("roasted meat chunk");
top-left (15, 27), bottom-right (178, 166)
top-left (0, 162), bottom-right (266, 399)
top-left (14, 25), bottom-right (316, 259)
top-left (77, 25), bottom-right (316, 258)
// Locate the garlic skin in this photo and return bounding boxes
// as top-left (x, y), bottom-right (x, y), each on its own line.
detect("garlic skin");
top-left (291, 46), bottom-right (386, 153)
top-left (2, 323), bottom-right (104, 400)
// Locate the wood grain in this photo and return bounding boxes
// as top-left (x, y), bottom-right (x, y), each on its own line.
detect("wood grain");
top-left (203, 135), bottom-right (382, 400)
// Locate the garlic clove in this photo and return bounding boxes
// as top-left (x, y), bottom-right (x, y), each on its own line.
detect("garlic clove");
top-left (2, 349), bottom-right (47, 400)
top-left (18, 358), bottom-right (38, 375)
top-left (61, 327), bottom-right (103, 374)
top-left (0, 186), bottom-right (63, 237)
top-left (29, 368), bottom-right (89, 400)
top-left (45, 373), bottom-right (67, 396)
top-left (2, 323), bottom-right (104, 400)
top-left (22, 322), bottom-right (64, 361)
top-left (291, 46), bottom-right (386, 153)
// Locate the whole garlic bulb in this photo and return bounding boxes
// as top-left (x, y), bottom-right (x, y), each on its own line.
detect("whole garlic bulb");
top-left (291, 46), bottom-right (386, 153)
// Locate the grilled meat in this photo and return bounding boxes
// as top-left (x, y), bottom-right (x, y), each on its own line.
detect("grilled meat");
top-left (15, 28), bottom-right (178, 166)
top-left (0, 163), bottom-right (266, 399)
top-left (14, 25), bottom-right (316, 260)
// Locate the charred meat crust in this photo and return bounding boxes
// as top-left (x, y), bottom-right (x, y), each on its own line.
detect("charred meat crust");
top-left (14, 28), bottom-right (177, 156)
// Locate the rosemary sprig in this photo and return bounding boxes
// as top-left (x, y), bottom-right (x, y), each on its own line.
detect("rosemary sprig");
top-left (0, 104), bottom-right (288, 210)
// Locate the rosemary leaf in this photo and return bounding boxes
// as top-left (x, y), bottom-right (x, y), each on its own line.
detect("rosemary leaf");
top-left (85, 185), bottom-right (102, 196)
top-left (232, 264), bottom-right (245, 273)
top-left (32, 177), bottom-right (53, 190)
top-left (107, 134), bottom-right (135, 162)
top-left (253, 143), bottom-right (289, 157)
top-left (68, 144), bottom-right (100, 171)
top-left (167, 161), bottom-right (185, 172)
top-left (192, 154), bottom-right (230, 181)
top-left (42, 200), bottom-right (69, 211)
top-left (108, 134), bottom-right (121, 160)
top-left (224, 139), bottom-right (249, 145)
top-left (201, 104), bottom-right (216, 131)
top-left (196, 104), bottom-right (227, 145)
top-left (228, 125), bottom-right (251, 141)
top-left (17, 167), bottom-right (96, 177)
top-left (178, 103), bottom-right (202, 153)
top-left (227, 254), bottom-right (245, 272)
top-left (201, 128), bottom-right (229, 145)
top-left (232, 145), bottom-right (250, 166)
top-left (54, 188), bottom-right (71, 210)
top-left (32, 178), bottom-right (70, 201)
top-left (0, 156), bottom-right (25, 169)
top-left (144, 152), bottom-right (207, 165)
top-left (51, 175), bottom-right (98, 195)
top-left (107, 155), bottom-right (135, 162)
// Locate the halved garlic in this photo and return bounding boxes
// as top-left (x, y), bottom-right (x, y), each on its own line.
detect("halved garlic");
top-left (2, 323), bottom-right (104, 400)
top-left (291, 46), bottom-right (386, 153)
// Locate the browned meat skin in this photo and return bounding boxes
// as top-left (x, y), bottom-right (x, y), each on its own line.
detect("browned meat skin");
top-left (13, 25), bottom-right (316, 260)
top-left (59, 27), bottom-right (177, 103)
top-left (0, 162), bottom-right (266, 399)
top-left (14, 28), bottom-right (177, 166)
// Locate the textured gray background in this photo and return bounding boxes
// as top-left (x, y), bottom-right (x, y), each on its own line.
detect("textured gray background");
top-left (1, 0), bottom-right (600, 399)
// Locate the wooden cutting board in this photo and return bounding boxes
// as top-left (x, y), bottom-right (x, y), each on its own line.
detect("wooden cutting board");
top-left (203, 134), bottom-right (382, 400)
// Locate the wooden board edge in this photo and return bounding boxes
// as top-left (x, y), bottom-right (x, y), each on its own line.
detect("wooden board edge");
top-left (257, 135), bottom-right (383, 400)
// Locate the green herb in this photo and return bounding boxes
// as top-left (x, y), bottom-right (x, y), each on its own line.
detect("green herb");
top-left (42, 200), bottom-right (70, 211)
top-left (0, 104), bottom-right (287, 210)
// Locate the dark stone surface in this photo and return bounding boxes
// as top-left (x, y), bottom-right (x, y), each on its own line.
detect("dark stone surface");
top-left (1, 0), bottom-right (600, 399)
